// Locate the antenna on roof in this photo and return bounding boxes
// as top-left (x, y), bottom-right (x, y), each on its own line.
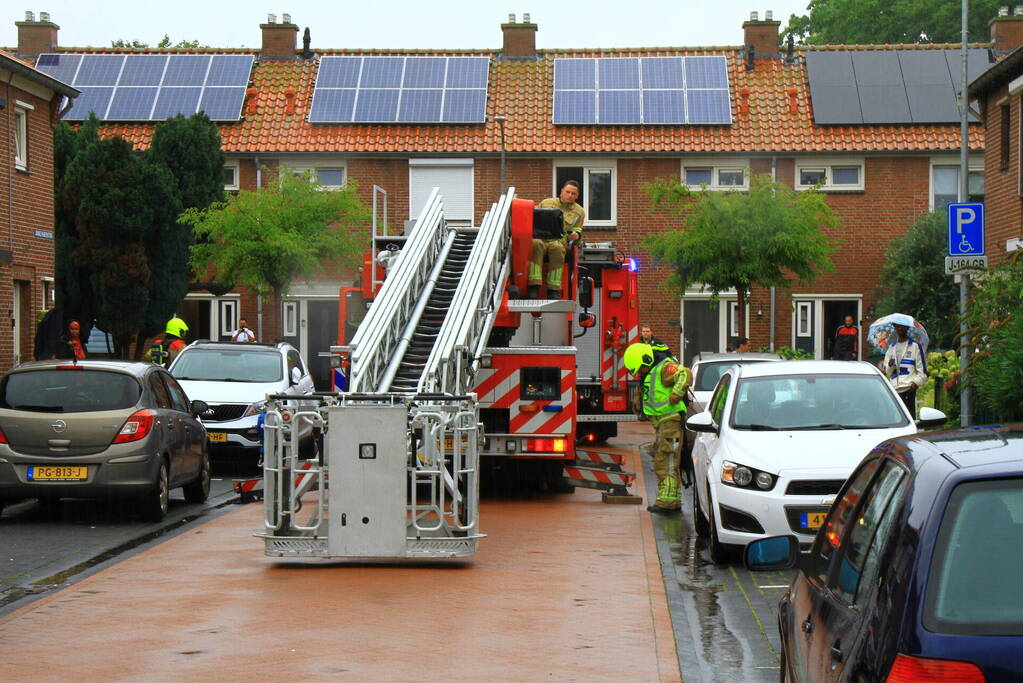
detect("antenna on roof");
top-left (786, 33), bottom-right (795, 64)
top-left (300, 27), bottom-right (313, 60)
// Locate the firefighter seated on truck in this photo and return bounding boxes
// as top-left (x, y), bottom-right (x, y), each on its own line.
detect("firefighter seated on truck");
top-left (528, 180), bottom-right (585, 300)
top-left (624, 342), bottom-right (692, 515)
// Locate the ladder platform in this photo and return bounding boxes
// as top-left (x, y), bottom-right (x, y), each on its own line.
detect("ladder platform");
top-left (506, 299), bottom-right (576, 314)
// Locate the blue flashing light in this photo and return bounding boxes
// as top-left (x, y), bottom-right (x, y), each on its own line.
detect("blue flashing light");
top-left (626, 257), bottom-right (639, 272)
top-left (542, 405), bottom-right (564, 413)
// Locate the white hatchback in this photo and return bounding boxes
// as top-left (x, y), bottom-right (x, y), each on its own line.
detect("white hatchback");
top-left (686, 360), bottom-right (946, 563)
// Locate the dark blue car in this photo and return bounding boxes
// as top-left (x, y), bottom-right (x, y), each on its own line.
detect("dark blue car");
top-left (745, 425), bottom-right (1023, 682)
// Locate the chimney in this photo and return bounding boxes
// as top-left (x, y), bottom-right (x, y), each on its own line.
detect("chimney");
top-left (501, 13), bottom-right (538, 60)
top-left (16, 11), bottom-right (60, 58)
top-left (260, 12), bottom-right (298, 60)
top-left (742, 10), bottom-right (781, 59)
top-left (991, 6), bottom-right (1023, 54)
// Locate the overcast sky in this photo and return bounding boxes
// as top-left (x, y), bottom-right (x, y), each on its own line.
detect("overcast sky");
top-left (3, 1), bottom-right (812, 51)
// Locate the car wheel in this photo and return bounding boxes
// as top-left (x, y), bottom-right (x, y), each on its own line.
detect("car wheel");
top-left (779, 655), bottom-right (789, 683)
top-left (692, 482), bottom-right (710, 537)
top-left (182, 450), bottom-right (211, 504)
top-left (708, 497), bottom-right (728, 564)
top-left (142, 460), bottom-right (170, 522)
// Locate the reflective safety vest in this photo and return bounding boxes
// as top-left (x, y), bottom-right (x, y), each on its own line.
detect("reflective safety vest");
top-left (642, 359), bottom-right (689, 422)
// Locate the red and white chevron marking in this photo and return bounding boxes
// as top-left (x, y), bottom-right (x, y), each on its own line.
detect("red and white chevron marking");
top-left (474, 363), bottom-right (576, 435)
top-left (602, 323), bottom-right (637, 386)
top-left (563, 466), bottom-right (634, 487)
top-left (233, 460), bottom-right (316, 496)
top-left (575, 450), bottom-right (626, 467)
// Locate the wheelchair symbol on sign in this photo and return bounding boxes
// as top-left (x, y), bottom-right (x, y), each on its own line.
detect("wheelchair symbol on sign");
top-left (958, 233), bottom-right (974, 253)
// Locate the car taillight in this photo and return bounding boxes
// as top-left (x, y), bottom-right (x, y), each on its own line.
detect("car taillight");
top-left (886, 654), bottom-right (985, 682)
top-left (112, 410), bottom-right (156, 444)
top-left (0, 424), bottom-right (7, 444)
top-left (525, 438), bottom-right (568, 453)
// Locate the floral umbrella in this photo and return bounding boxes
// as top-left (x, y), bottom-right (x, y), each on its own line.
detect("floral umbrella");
top-left (867, 313), bottom-right (929, 352)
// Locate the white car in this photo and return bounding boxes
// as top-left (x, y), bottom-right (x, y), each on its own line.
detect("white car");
top-left (169, 341), bottom-right (317, 459)
top-left (686, 360), bottom-right (946, 563)
top-left (689, 351), bottom-right (785, 412)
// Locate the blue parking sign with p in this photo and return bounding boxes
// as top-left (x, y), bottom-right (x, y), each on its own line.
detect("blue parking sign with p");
top-left (947, 202), bottom-right (985, 256)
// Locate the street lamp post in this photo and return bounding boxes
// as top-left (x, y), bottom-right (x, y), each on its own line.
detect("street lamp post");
top-left (495, 115), bottom-right (507, 193)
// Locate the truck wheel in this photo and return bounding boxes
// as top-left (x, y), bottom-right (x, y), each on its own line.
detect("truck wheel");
top-left (183, 451), bottom-right (211, 504)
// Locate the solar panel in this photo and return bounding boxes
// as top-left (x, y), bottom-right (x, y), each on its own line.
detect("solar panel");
top-left (34, 52), bottom-right (253, 121)
top-left (806, 48), bottom-right (989, 124)
top-left (309, 56), bottom-right (489, 123)
top-left (552, 56), bottom-right (731, 125)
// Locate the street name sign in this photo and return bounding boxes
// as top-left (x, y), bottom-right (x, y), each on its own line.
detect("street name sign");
top-left (947, 202), bottom-right (985, 256)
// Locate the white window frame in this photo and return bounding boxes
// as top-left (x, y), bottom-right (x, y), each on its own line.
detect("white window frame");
top-left (928, 155), bottom-right (984, 210)
top-left (796, 301), bottom-right (813, 337)
top-left (14, 101), bottom-right (33, 171)
top-left (409, 158), bottom-right (475, 222)
top-left (727, 301), bottom-right (740, 337)
top-left (681, 158), bottom-right (750, 191)
top-left (553, 158), bottom-right (618, 227)
top-left (218, 299), bottom-right (238, 337)
top-left (282, 301), bottom-right (299, 337)
top-left (794, 157), bottom-right (865, 191)
top-left (223, 160), bottom-right (240, 191)
top-left (282, 159), bottom-right (348, 190)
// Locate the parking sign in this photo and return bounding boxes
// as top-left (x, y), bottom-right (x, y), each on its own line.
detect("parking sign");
top-left (947, 202), bottom-right (985, 256)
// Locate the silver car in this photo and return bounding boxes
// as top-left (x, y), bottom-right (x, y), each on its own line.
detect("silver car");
top-left (0, 360), bottom-right (210, 521)
top-left (689, 352), bottom-right (785, 412)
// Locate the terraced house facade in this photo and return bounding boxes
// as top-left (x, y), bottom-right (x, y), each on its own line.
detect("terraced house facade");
top-left (9, 10), bottom-right (1017, 384)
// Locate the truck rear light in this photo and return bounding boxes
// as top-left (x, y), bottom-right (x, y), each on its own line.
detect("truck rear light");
top-left (886, 655), bottom-right (985, 682)
top-left (526, 438), bottom-right (568, 453)
top-left (112, 410), bottom-right (156, 444)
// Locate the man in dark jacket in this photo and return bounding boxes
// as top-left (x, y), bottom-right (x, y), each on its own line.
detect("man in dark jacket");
top-left (833, 315), bottom-right (859, 360)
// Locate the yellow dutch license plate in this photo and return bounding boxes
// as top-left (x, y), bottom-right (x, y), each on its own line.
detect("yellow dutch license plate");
top-left (207, 432), bottom-right (228, 443)
top-left (802, 511), bottom-right (828, 531)
top-left (443, 438), bottom-right (454, 450)
top-left (28, 466), bottom-right (88, 481)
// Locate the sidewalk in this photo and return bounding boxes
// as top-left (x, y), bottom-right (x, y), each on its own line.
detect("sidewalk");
top-left (0, 425), bottom-right (679, 682)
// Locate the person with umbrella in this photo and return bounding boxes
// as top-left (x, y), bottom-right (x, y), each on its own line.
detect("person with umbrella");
top-left (882, 321), bottom-right (928, 416)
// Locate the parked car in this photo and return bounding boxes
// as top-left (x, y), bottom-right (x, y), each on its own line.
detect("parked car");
top-left (686, 360), bottom-right (946, 562)
top-left (688, 351), bottom-right (784, 412)
top-left (746, 425), bottom-right (1023, 683)
top-left (0, 359), bottom-right (210, 521)
top-left (169, 341), bottom-right (316, 459)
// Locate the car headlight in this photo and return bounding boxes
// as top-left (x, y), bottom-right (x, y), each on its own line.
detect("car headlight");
top-left (243, 400), bottom-right (267, 418)
top-left (721, 460), bottom-right (776, 490)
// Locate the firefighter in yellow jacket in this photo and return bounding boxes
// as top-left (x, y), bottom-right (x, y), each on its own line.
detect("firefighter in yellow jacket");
top-left (625, 342), bottom-right (692, 514)
top-left (528, 180), bottom-right (585, 300)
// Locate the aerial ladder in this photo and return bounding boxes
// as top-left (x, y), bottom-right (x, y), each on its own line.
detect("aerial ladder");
top-left (255, 188), bottom-right (515, 560)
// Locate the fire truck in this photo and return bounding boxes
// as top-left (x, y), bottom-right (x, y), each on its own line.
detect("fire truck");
top-left (256, 188), bottom-right (640, 561)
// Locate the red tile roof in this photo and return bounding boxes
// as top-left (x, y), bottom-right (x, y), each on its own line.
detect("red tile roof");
top-left (36, 45), bottom-right (985, 154)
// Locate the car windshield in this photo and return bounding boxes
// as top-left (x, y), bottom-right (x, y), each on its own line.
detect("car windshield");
top-left (0, 369), bottom-right (141, 413)
top-left (924, 478), bottom-right (1023, 636)
top-left (171, 349), bottom-right (283, 383)
top-left (730, 374), bottom-right (908, 430)
top-left (696, 360), bottom-right (771, 392)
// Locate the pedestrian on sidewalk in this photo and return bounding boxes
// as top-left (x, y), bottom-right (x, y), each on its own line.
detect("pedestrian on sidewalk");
top-left (625, 342), bottom-right (692, 515)
top-left (883, 323), bottom-right (928, 416)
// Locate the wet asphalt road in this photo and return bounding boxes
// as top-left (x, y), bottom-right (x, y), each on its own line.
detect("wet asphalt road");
top-left (640, 442), bottom-right (796, 683)
top-left (0, 458), bottom-right (255, 616)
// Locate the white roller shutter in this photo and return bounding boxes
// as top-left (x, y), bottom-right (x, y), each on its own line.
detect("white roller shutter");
top-left (409, 159), bottom-right (474, 221)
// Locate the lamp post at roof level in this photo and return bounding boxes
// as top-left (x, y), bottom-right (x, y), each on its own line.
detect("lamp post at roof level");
top-left (494, 115), bottom-right (507, 194)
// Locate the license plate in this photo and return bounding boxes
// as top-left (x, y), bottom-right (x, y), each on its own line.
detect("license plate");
top-left (207, 432), bottom-right (228, 443)
top-left (444, 438), bottom-right (454, 450)
top-left (801, 511), bottom-right (828, 531)
top-left (28, 466), bottom-right (88, 481)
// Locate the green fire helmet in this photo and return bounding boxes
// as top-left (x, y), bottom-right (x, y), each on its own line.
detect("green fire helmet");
top-left (165, 317), bottom-right (189, 338)
top-left (623, 343), bottom-right (655, 375)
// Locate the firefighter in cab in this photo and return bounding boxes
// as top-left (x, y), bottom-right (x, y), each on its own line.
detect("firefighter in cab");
top-left (624, 342), bottom-right (692, 515)
top-left (147, 317), bottom-right (189, 367)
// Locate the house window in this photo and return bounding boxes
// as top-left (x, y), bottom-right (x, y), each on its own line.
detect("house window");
top-left (282, 301), bottom-right (298, 337)
top-left (554, 162), bottom-right (616, 226)
top-left (223, 161), bottom-right (240, 191)
top-left (14, 103), bottom-right (32, 171)
top-left (728, 301), bottom-right (739, 337)
top-left (409, 159), bottom-right (474, 221)
top-left (682, 162), bottom-right (748, 190)
top-left (797, 301), bottom-right (812, 337)
top-left (932, 165), bottom-right (984, 211)
top-left (286, 162), bottom-right (348, 190)
top-left (795, 159), bottom-right (864, 191)
top-left (1001, 104), bottom-right (1011, 171)
top-left (219, 299), bottom-right (238, 337)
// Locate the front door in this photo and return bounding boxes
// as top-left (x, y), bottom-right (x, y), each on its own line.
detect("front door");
top-left (306, 299), bottom-right (339, 390)
top-left (822, 300), bottom-right (860, 360)
top-left (682, 299), bottom-right (720, 366)
top-left (794, 299), bottom-right (815, 357)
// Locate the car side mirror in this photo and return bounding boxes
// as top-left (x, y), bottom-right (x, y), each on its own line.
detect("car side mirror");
top-left (916, 406), bottom-right (948, 429)
top-left (191, 399), bottom-right (211, 418)
top-left (290, 366), bottom-right (302, 385)
top-left (744, 535), bottom-right (800, 571)
top-left (686, 410), bottom-right (718, 434)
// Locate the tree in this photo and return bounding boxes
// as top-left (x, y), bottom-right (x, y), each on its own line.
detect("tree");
top-left (873, 212), bottom-right (960, 350)
top-left (62, 138), bottom-right (182, 355)
top-left (183, 171), bottom-right (370, 336)
top-left (783, 0), bottom-right (1001, 45)
top-left (645, 173), bottom-right (839, 338)
top-left (111, 35), bottom-right (206, 48)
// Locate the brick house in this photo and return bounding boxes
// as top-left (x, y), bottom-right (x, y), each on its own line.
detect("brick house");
top-left (0, 40), bottom-right (77, 373)
top-left (10, 11), bottom-right (1009, 385)
top-left (969, 10), bottom-right (1023, 265)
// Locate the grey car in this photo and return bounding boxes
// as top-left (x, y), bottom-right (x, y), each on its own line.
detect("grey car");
top-left (689, 351), bottom-right (785, 413)
top-left (0, 360), bottom-right (210, 521)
